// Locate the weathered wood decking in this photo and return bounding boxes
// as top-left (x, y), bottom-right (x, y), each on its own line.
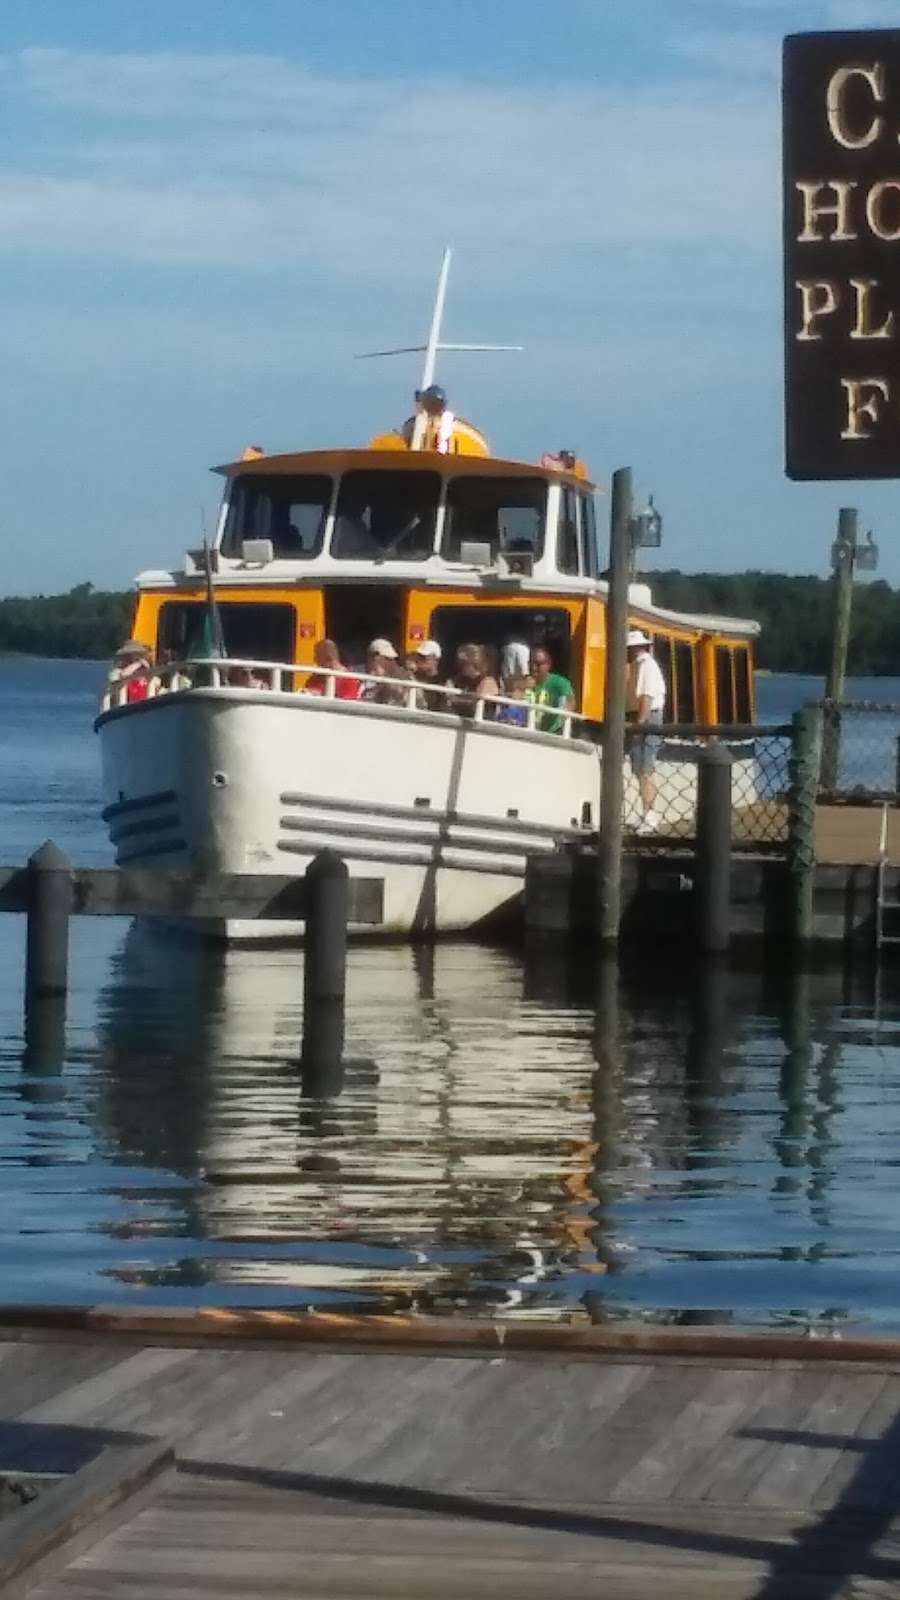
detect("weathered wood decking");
top-left (4, 1320), bottom-right (900, 1596)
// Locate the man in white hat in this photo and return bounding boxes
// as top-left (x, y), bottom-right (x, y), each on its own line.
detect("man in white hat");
top-left (626, 629), bottom-right (666, 833)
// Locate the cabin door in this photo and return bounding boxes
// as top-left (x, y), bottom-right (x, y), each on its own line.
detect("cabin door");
top-left (325, 587), bottom-right (406, 670)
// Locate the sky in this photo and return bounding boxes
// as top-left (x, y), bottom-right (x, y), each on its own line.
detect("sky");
top-left (3, 0), bottom-right (900, 594)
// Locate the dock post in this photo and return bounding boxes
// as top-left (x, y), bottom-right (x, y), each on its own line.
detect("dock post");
top-left (694, 745), bottom-right (733, 954)
top-left (788, 707), bottom-right (822, 946)
top-left (820, 507), bottom-right (857, 791)
top-left (300, 850), bottom-right (349, 1076)
top-left (25, 841), bottom-right (73, 1001)
top-left (597, 466), bottom-right (633, 945)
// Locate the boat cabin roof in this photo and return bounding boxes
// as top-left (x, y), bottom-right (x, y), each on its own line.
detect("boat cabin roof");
top-left (213, 447), bottom-right (596, 492)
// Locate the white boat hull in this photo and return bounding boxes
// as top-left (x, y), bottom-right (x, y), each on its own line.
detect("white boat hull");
top-left (97, 689), bottom-right (601, 936)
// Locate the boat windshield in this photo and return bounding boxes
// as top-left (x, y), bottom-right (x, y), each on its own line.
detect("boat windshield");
top-left (220, 474), bottom-right (331, 560)
top-left (330, 470), bottom-right (439, 561)
top-left (442, 476), bottom-right (547, 562)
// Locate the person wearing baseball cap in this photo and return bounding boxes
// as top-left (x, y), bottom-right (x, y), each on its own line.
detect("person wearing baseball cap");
top-left (626, 629), bottom-right (667, 833)
top-left (406, 638), bottom-right (443, 709)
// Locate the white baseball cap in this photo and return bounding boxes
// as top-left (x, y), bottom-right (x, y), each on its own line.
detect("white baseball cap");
top-left (626, 629), bottom-right (651, 648)
top-left (368, 637), bottom-right (398, 659)
top-left (413, 639), bottom-right (442, 660)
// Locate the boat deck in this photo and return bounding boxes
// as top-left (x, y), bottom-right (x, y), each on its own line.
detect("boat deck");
top-left (5, 1318), bottom-right (900, 1597)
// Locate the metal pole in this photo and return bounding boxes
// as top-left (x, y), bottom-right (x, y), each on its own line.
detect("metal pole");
top-left (788, 707), bottom-right (822, 946)
top-left (25, 841), bottom-right (73, 1001)
top-left (821, 507), bottom-right (857, 791)
top-left (694, 745), bottom-right (733, 955)
top-left (597, 467), bottom-right (633, 944)
top-left (301, 850), bottom-right (349, 1075)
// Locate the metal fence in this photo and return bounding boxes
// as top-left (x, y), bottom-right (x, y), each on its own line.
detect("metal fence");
top-left (623, 723), bottom-right (793, 850)
top-left (818, 700), bottom-right (900, 801)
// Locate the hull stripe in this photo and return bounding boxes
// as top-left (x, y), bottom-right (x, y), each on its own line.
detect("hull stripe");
top-left (102, 789), bottom-right (178, 822)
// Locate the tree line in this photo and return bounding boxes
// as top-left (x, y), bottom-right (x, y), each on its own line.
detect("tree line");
top-left (1, 573), bottom-right (900, 674)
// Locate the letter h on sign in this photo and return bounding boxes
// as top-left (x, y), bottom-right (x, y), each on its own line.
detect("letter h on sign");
top-left (784, 30), bottom-right (900, 479)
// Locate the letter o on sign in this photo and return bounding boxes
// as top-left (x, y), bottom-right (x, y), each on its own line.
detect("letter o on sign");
top-left (867, 180), bottom-right (900, 241)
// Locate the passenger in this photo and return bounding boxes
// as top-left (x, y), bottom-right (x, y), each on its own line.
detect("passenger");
top-left (500, 640), bottom-right (530, 688)
top-left (626, 628), bottom-right (666, 834)
top-left (527, 646), bottom-right (575, 734)
top-left (362, 638), bottom-right (407, 705)
top-left (448, 643), bottom-right (499, 718)
top-left (109, 640), bottom-right (153, 704)
top-left (497, 673), bottom-right (533, 727)
top-left (306, 639), bottom-right (360, 700)
top-left (406, 638), bottom-right (444, 708)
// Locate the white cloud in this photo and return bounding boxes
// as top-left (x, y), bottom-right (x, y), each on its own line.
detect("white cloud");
top-left (0, 48), bottom-right (776, 279)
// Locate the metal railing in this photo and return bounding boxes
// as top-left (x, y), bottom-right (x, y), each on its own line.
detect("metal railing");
top-left (101, 657), bottom-right (595, 740)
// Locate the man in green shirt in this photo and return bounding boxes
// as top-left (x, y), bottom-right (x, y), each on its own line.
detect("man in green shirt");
top-left (527, 647), bottom-right (575, 733)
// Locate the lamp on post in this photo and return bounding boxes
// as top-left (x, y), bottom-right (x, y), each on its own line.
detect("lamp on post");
top-left (628, 495), bottom-right (663, 579)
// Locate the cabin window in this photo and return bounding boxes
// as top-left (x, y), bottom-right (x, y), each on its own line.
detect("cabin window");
top-left (674, 640), bottom-right (696, 722)
top-left (650, 635), bottom-right (675, 719)
top-left (581, 495), bottom-right (600, 577)
top-left (734, 647), bottom-right (752, 723)
top-left (442, 477), bottom-right (546, 562)
top-left (331, 470), bottom-right (439, 561)
top-left (220, 474), bottom-right (331, 559)
top-left (557, 488), bottom-right (580, 575)
top-left (715, 646), bottom-right (735, 724)
top-left (157, 602), bottom-right (296, 662)
top-left (429, 605), bottom-right (572, 681)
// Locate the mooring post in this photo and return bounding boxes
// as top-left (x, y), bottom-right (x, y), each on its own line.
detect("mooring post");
top-left (300, 850), bottom-right (349, 1075)
top-left (597, 466), bottom-right (633, 945)
top-left (787, 706), bottom-right (822, 946)
top-left (821, 507), bottom-right (857, 791)
top-left (25, 841), bottom-right (74, 1002)
top-left (694, 745), bottom-right (733, 954)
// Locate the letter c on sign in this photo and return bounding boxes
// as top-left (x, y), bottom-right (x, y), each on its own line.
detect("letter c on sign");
top-left (827, 63), bottom-right (885, 149)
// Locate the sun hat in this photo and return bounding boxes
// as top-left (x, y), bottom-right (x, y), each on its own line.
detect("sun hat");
top-left (626, 629), bottom-right (652, 648)
top-left (368, 637), bottom-right (398, 660)
top-left (114, 639), bottom-right (151, 659)
top-left (413, 639), bottom-right (441, 660)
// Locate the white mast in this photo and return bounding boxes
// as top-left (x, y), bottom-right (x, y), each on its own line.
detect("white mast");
top-left (355, 247), bottom-right (522, 451)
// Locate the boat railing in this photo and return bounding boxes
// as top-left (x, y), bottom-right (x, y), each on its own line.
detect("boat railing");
top-left (101, 657), bottom-right (593, 741)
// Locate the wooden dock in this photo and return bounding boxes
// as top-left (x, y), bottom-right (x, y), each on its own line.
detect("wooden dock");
top-left (5, 1314), bottom-right (900, 1596)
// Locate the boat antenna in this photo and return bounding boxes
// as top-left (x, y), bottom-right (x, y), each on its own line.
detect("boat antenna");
top-left (355, 247), bottom-right (523, 450)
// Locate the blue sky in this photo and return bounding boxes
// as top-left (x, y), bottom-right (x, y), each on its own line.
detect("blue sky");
top-left (3, 0), bottom-right (900, 593)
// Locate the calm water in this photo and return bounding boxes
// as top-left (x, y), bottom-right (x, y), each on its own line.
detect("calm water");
top-left (3, 661), bottom-right (900, 1330)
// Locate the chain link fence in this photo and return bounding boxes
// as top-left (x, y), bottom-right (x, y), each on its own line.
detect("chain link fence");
top-left (622, 723), bottom-right (793, 851)
top-left (818, 700), bottom-right (900, 801)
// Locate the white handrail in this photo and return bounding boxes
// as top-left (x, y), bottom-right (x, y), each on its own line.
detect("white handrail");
top-left (101, 656), bottom-right (590, 738)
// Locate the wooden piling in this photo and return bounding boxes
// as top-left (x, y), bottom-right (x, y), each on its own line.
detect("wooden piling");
top-left (694, 744), bottom-right (733, 954)
top-left (301, 850), bottom-right (349, 1074)
top-left (25, 841), bottom-right (73, 1001)
top-left (597, 466), bottom-right (633, 945)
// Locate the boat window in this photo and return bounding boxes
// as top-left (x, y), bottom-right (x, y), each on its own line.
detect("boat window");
top-left (442, 477), bottom-right (546, 562)
top-left (715, 646), bottom-right (735, 724)
top-left (157, 602), bottom-right (296, 662)
top-left (220, 474), bottom-right (331, 559)
top-left (429, 605), bottom-right (572, 680)
top-left (330, 470), bottom-right (439, 561)
top-left (734, 646), bottom-right (752, 723)
top-left (581, 495), bottom-right (600, 577)
top-left (674, 640), bottom-right (695, 722)
top-left (557, 488), bottom-right (580, 575)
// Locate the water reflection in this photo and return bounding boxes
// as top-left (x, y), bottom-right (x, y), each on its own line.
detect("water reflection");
top-left (4, 925), bottom-right (900, 1327)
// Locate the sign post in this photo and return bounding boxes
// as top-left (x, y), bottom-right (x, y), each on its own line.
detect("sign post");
top-left (784, 31), bottom-right (900, 478)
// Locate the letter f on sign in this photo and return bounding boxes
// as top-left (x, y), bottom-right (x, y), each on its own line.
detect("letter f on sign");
top-left (841, 378), bottom-right (890, 439)
top-left (796, 281), bottom-right (839, 340)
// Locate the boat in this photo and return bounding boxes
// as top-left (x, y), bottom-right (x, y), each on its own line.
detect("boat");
top-left (96, 252), bottom-right (760, 938)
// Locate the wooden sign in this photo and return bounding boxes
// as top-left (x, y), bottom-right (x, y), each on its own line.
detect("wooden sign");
top-left (784, 31), bottom-right (900, 479)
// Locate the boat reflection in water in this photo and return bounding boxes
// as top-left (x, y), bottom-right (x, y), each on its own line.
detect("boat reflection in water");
top-left (89, 929), bottom-right (886, 1330)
